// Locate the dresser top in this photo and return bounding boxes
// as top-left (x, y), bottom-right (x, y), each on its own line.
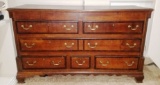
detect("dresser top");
top-left (8, 4), bottom-right (153, 11)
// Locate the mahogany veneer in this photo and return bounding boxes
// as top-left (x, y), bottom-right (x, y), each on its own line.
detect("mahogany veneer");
top-left (7, 5), bottom-right (153, 83)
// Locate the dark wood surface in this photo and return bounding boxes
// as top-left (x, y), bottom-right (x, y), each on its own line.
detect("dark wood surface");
top-left (7, 5), bottom-right (153, 83)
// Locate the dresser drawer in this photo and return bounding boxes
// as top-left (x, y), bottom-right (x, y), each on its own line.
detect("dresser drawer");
top-left (20, 39), bottom-right (78, 51)
top-left (49, 22), bottom-right (78, 33)
top-left (17, 22), bottom-right (48, 33)
top-left (22, 56), bottom-right (66, 69)
top-left (84, 22), bottom-right (143, 33)
top-left (95, 57), bottom-right (138, 69)
top-left (84, 40), bottom-right (141, 51)
top-left (71, 56), bottom-right (90, 69)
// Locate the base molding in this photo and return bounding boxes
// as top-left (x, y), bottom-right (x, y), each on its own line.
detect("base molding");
top-left (17, 71), bottom-right (144, 83)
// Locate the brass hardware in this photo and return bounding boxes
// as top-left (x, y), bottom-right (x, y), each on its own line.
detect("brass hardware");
top-left (26, 61), bottom-right (37, 66)
top-left (21, 25), bottom-right (32, 30)
top-left (112, 24), bottom-right (115, 27)
top-left (64, 43), bottom-right (74, 48)
top-left (125, 61), bottom-right (135, 66)
top-left (71, 25), bottom-right (74, 28)
top-left (88, 25), bottom-right (98, 30)
top-left (63, 25), bottom-right (74, 30)
top-left (128, 25), bottom-right (139, 30)
top-left (88, 43), bottom-right (98, 48)
top-left (51, 60), bottom-right (61, 66)
top-left (126, 43), bottom-right (137, 48)
top-left (76, 60), bottom-right (86, 66)
top-left (99, 61), bottom-right (109, 66)
top-left (24, 43), bottom-right (35, 48)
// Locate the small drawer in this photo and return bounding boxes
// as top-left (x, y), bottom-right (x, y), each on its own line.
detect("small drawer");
top-left (12, 11), bottom-right (41, 20)
top-left (95, 57), bottom-right (138, 69)
top-left (84, 22), bottom-right (143, 34)
top-left (22, 56), bottom-right (66, 69)
top-left (84, 40), bottom-right (141, 51)
top-left (17, 22), bottom-right (48, 33)
top-left (71, 56), bottom-right (90, 69)
top-left (20, 39), bottom-right (78, 51)
top-left (49, 22), bottom-right (78, 33)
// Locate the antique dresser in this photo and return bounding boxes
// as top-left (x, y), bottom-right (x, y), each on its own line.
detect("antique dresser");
top-left (7, 5), bottom-right (152, 83)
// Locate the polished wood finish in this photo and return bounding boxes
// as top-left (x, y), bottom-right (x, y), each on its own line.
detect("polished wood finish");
top-left (84, 22), bottom-right (143, 33)
top-left (22, 56), bottom-right (66, 69)
top-left (71, 56), bottom-right (90, 69)
top-left (84, 40), bottom-right (141, 51)
top-left (7, 5), bottom-right (153, 83)
top-left (20, 39), bottom-right (78, 51)
top-left (95, 57), bottom-right (138, 69)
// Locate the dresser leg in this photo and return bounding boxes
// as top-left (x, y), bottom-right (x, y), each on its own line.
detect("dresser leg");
top-left (17, 77), bottom-right (25, 83)
top-left (135, 76), bottom-right (144, 83)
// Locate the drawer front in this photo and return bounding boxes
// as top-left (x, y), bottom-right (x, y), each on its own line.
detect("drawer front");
top-left (84, 40), bottom-right (141, 51)
top-left (84, 22), bottom-right (143, 33)
top-left (95, 57), bottom-right (138, 69)
top-left (22, 56), bottom-right (66, 69)
top-left (71, 56), bottom-right (90, 69)
top-left (12, 11), bottom-right (41, 20)
top-left (49, 22), bottom-right (78, 33)
top-left (20, 39), bottom-right (78, 51)
top-left (41, 12), bottom-right (78, 20)
top-left (17, 22), bottom-right (48, 33)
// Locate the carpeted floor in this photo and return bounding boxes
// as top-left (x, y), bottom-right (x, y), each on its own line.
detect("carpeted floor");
top-left (17, 58), bottom-right (160, 85)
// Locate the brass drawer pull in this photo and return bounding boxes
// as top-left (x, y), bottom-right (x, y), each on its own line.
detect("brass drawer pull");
top-left (52, 60), bottom-right (61, 66)
top-left (26, 61), bottom-right (37, 66)
top-left (76, 60), bottom-right (86, 66)
top-left (21, 25), bottom-right (32, 30)
top-left (88, 43), bottom-right (98, 48)
top-left (128, 25), bottom-right (139, 30)
top-left (125, 61), bottom-right (135, 66)
top-left (64, 43), bottom-right (74, 48)
top-left (126, 43), bottom-right (137, 48)
top-left (99, 61), bottom-right (109, 66)
top-left (24, 43), bottom-right (35, 48)
top-left (88, 25), bottom-right (98, 30)
top-left (63, 25), bottom-right (74, 30)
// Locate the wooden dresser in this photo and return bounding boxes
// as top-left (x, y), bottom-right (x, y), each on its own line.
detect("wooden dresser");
top-left (7, 5), bottom-right (152, 83)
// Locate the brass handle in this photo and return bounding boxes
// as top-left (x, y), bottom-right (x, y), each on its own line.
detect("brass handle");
top-left (99, 61), bottom-right (109, 66)
top-left (21, 25), bottom-right (32, 30)
top-left (52, 60), bottom-right (61, 66)
top-left (112, 24), bottom-right (115, 27)
top-left (128, 25), bottom-right (139, 30)
top-left (126, 43), bottom-right (137, 48)
top-left (24, 43), bottom-right (35, 48)
top-left (88, 43), bottom-right (98, 48)
top-left (125, 61), bottom-right (135, 66)
top-left (63, 25), bottom-right (74, 30)
top-left (88, 25), bottom-right (98, 30)
top-left (26, 61), bottom-right (37, 66)
top-left (76, 60), bottom-right (86, 66)
top-left (64, 43), bottom-right (74, 48)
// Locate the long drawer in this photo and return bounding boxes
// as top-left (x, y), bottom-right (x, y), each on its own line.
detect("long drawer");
top-left (20, 39), bottom-right (78, 51)
top-left (22, 56), bottom-right (66, 69)
top-left (84, 40), bottom-right (141, 51)
top-left (17, 22), bottom-right (78, 34)
top-left (95, 57), bottom-right (138, 69)
top-left (84, 22), bottom-right (143, 33)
